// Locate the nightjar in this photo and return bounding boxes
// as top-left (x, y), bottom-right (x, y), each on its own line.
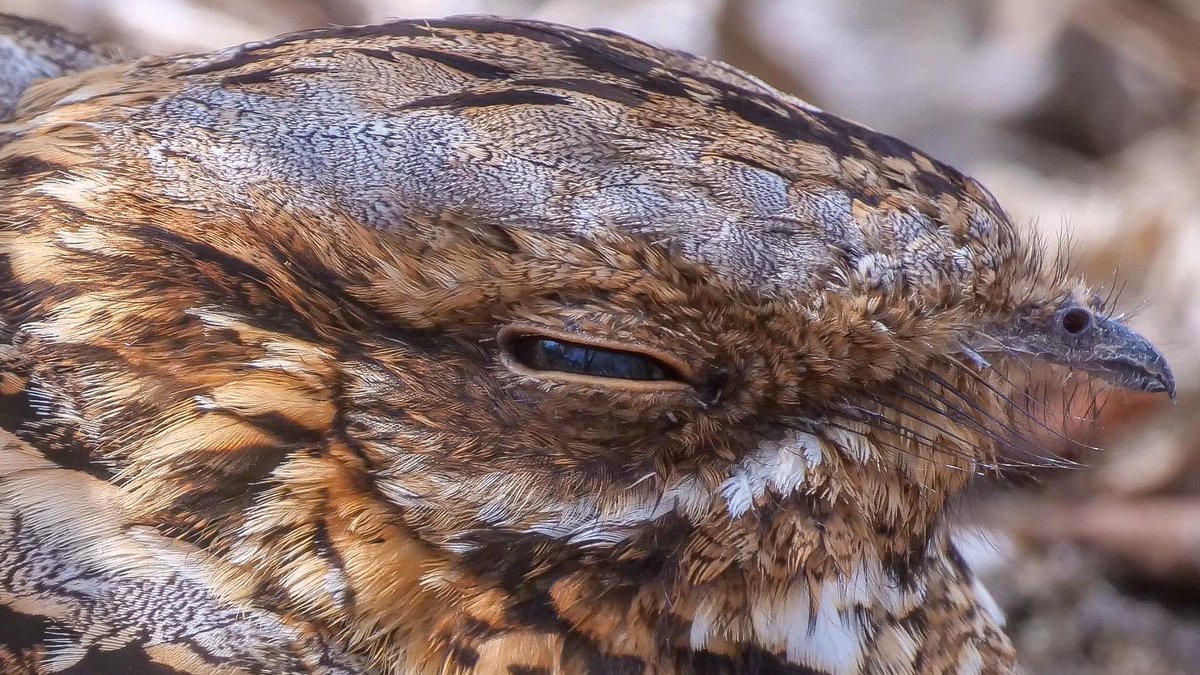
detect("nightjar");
top-left (0, 12), bottom-right (1175, 675)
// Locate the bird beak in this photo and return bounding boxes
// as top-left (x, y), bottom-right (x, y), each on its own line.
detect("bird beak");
top-left (985, 306), bottom-right (1177, 401)
top-left (1067, 314), bottom-right (1176, 400)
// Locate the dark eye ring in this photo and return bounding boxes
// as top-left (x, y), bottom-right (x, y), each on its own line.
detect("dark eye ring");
top-left (498, 329), bottom-right (688, 387)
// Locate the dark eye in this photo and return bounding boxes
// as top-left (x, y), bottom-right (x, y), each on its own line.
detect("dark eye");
top-left (506, 335), bottom-right (682, 382)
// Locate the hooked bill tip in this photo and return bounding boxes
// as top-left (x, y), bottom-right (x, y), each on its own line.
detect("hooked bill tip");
top-left (1150, 364), bottom-right (1177, 402)
top-left (1081, 316), bottom-right (1176, 401)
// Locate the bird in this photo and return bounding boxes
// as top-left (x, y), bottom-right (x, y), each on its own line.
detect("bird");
top-left (0, 13), bottom-right (121, 121)
top-left (0, 12), bottom-right (1175, 675)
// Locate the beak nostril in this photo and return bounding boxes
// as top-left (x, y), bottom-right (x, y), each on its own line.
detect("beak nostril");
top-left (1060, 307), bottom-right (1092, 335)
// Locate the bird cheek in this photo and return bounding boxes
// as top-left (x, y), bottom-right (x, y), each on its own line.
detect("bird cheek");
top-left (783, 332), bottom-right (904, 405)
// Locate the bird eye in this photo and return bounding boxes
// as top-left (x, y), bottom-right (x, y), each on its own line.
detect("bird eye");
top-left (503, 334), bottom-right (684, 382)
top-left (1059, 307), bottom-right (1092, 335)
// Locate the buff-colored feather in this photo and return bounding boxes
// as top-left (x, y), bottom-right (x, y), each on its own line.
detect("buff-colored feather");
top-left (0, 12), bottom-right (1173, 675)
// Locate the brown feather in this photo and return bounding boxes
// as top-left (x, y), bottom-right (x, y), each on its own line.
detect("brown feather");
top-left (0, 12), bottom-right (1174, 675)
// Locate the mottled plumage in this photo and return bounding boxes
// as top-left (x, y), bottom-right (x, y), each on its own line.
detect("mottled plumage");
top-left (0, 13), bottom-right (1174, 675)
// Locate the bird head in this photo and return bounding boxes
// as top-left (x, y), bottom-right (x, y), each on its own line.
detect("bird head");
top-left (0, 15), bottom-right (1174, 673)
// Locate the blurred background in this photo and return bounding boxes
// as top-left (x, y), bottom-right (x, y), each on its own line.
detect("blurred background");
top-left (2, 0), bottom-right (1197, 672)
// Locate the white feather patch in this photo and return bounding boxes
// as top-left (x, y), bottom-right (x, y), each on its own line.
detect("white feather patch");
top-left (728, 555), bottom-right (928, 674)
top-left (721, 431), bottom-right (823, 519)
top-left (742, 575), bottom-right (870, 675)
top-left (786, 579), bottom-right (869, 675)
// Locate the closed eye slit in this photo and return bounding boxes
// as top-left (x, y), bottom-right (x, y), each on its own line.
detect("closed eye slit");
top-left (498, 328), bottom-right (690, 388)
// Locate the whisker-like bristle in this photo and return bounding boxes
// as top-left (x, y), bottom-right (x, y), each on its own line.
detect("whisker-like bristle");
top-left (944, 355), bottom-right (1100, 454)
top-left (865, 394), bottom-right (1026, 469)
top-left (822, 420), bottom-right (978, 474)
top-left (897, 373), bottom-right (1079, 469)
top-left (886, 385), bottom-right (1076, 470)
top-left (907, 372), bottom-right (1029, 440)
top-left (833, 406), bottom-right (1004, 471)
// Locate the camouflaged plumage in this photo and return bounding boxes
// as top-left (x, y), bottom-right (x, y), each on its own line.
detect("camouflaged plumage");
top-left (0, 13), bottom-right (1175, 675)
